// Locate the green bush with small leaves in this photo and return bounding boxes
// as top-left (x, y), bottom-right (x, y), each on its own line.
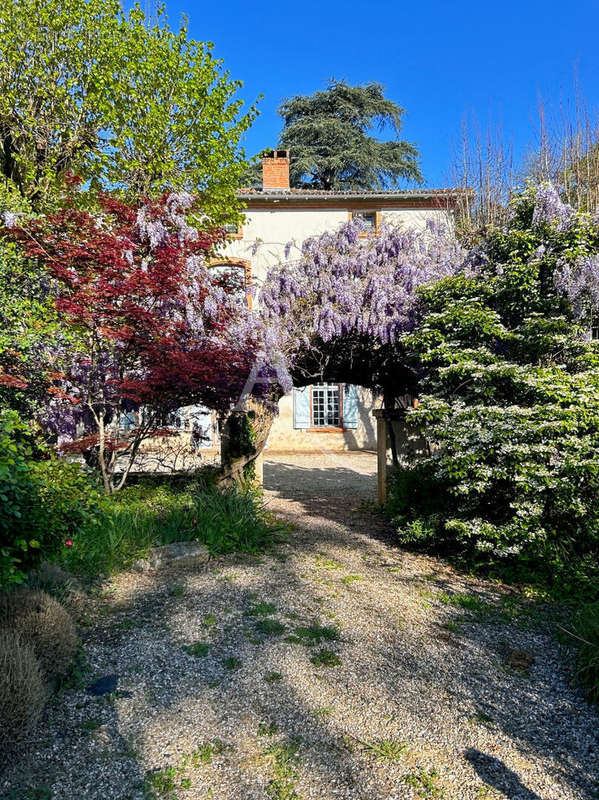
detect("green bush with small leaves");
top-left (0, 410), bottom-right (103, 588)
top-left (390, 188), bottom-right (599, 600)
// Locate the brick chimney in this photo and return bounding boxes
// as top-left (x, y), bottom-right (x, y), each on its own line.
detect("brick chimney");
top-left (262, 149), bottom-right (290, 190)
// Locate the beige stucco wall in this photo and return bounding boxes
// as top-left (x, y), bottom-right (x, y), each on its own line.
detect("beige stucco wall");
top-left (213, 202), bottom-right (451, 454)
top-left (266, 387), bottom-right (378, 453)
top-left (219, 206), bottom-right (452, 287)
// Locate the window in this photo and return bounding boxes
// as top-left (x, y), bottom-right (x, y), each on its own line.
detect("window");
top-left (351, 211), bottom-right (379, 233)
top-left (293, 384), bottom-right (359, 430)
top-left (312, 383), bottom-right (340, 427)
top-left (209, 263), bottom-right (249, 304)
top-left (223, 221), bottom-right (242, 238)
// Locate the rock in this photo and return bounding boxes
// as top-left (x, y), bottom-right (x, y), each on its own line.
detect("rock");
top-left (131, 542), bottom-right (210, 573)
top-left (87, 674), bottom-right (118, 696)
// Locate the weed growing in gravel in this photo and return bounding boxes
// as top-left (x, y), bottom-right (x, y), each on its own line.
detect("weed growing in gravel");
top-left (312, 705), bottom-right (333, 719)
top-left (255, 619), bottom-right (286, 636)
top-left (314, 555), bottom-right (342, 570)
top-left (264, 671), bottom-right (284, 683)
top-left (117, 617), bottom-right (143, 631)
top-left (310, 648), bottom-right (341, 667)
top-left (441, 620), bottom-right (462, 634)
top-left (258, 721), bottom-right (279, 736)
top-left (203, 614), bottom-right (218, 629)
top-left (437, 592), bottom-right (492, 616)
top-left (263, 739), bottom-right (301, 800)
top-left (61, 646), bottom-right (91, 690)
top-left (145, 766), bottom-right (179, 795)
top-left (470, 711), bottom-right (495, 728)
top-left (341, 574), bottom-right (363, 585)
top-left (81, 718), bottom-right (102, 732)
top-left (362, 739), bottom-right (407, 762)
top-left (169, 583), bottom-right (185, 598)
top-left (402, 768), bottom-right (445, 798)
top-left (245, 602), bottom-right (277, 617)
top-left (286, 622), bottom-right (340, 646)
top-left (223, 656), bottom-right (242, 670)
top-left (6, 789), bottom-right (52, 800)
top-left (183, 740), bottom-right (227, 766)
top-left (182, 642), bottom-right (211, 657)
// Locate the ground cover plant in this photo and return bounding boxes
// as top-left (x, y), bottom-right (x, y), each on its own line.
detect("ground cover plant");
top-left (60, 476), bottom-right (284, 577)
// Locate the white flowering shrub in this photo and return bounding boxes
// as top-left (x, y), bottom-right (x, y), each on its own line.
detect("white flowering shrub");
top-left (390, 186), bottom-right (599, 597)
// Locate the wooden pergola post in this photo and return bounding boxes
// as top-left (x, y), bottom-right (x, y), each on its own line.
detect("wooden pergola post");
top-left (373, 409), bottom-right (388, 505)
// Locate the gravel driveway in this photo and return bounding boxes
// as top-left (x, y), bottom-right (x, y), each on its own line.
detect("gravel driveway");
top-left (2, 452), bottom-right (597, 800)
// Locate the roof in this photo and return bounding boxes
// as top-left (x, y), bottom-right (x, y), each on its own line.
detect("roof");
top-left (236, 187), bottom-right (472, 205)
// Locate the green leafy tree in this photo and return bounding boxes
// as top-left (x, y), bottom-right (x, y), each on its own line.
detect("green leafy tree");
top-left (0, 0), bottom-right (255, 218)
top-left (247, 80), bottom-right (422, 190)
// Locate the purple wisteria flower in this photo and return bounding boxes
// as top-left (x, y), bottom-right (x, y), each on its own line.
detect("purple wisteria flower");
top-left (532, 184), bottom-right (574, 231)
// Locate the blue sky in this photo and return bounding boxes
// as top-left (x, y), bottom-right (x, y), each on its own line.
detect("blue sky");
top-left (163, 0), bottom-right (599, 187)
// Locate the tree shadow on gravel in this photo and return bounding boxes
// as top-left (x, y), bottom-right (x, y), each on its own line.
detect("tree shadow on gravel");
top-left (465, 749), bottom-right (546, 800)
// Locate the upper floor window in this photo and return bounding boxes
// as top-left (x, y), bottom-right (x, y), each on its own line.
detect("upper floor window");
top-left (223, 221), bottom-right (243, 239)
top-left (209, 262), bottom-right (250, 305)
top-left (350, 211), bottom-right (380, 235)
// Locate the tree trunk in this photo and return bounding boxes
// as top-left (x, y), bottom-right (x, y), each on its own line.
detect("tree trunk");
top-left (218, 399), bottom-right (275, 486)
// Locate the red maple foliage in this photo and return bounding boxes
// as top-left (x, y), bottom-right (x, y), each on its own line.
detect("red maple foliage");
top-left (3, 191), bottom-right (259, 491)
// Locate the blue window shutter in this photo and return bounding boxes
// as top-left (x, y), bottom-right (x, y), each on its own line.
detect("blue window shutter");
top-left (293, 386), bottom-right (311, 428)
top-left (343, 384), bottom-right (359, 429)
top-left (120, 410), bottom-right (136, 431)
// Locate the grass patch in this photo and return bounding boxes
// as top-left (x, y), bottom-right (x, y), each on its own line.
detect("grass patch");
top-left (184, 740), bottom-right (227, 766)
top-left (402, 768), bottom-right (445, 798)
top-left (264, 739), bottom-right (301, 800)
top-left (258, 721), bottom-right (279, 737)
top-left (61, 477), bottom-right (284, 577)
top-left (362, 738), bottom-right (407, 762)
top-left (255, 618), bottom-right (286, 636)
top-left (437, 592), bottom-right (492, 616)
top-left (223, 656), bottom-right (242, 671)
top-left (310, 648), bottom-right (341, 667)
top-left (314, 556), bottom-right (342, 570)
top-left (182, 641), bottom-right (211, 658)
top-left (341, 574), bottom-right (363, 585)
top-left (264, 671), bottom-right (283, 683)
top-left (288, 622), bottom-right (340, 646)
top-left (566, 601), bottom-right (599, 704)
top-left (81, 718), bottom-right (102, 732)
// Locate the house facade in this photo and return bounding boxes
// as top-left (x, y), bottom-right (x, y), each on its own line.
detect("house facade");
top-left (208, 150), bottom-right (464, 454)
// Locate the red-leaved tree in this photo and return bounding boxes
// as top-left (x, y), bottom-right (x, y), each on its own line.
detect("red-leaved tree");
top-left (2, 189), bottom-right (261, 491)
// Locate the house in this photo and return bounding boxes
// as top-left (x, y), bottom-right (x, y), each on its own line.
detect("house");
top-left (209, 150), bottom-right (466, 454)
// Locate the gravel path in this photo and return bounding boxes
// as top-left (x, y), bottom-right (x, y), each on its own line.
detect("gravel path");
top-left (2, 452), bottom-right (598, 800)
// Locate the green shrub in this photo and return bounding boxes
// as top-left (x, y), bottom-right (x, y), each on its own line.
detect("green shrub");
top-left (0, 629), bottom-right (47, 748)
top-left (572, 602), bottom-right (599, 705)
top-left (0, 410), bottom-right (103, 589)
top-left (392, 189), bottom-right (599, 600)
top-left (0, 589), bottom-right (78, 679)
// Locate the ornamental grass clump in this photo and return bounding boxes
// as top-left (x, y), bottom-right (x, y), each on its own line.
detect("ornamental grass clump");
top-left (0, 589), bottom-right (77, 679)
top-left (572, 602), bottom-right (599, 705)
top-left (0, 630), bottom-right (47, 749)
